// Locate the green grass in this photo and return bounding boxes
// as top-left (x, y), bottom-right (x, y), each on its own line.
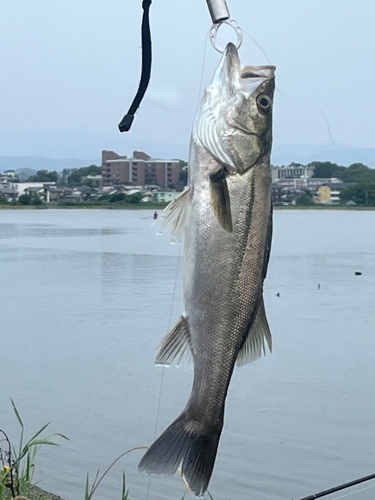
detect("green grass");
top-left (0, 400), bottom-right (69, 500)
top-left (83, 446), bottom-right (147, 500)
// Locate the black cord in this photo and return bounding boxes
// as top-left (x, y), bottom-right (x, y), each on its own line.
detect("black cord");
top-left (118, 0), bottom-right (152, 132)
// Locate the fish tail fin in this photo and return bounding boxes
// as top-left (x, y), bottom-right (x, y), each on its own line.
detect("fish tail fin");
top-left (138, 410), bottom-right (221, 496)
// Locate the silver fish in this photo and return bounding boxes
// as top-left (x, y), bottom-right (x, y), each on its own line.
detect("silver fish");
top-left (139, 43), bottom-right (275, 496)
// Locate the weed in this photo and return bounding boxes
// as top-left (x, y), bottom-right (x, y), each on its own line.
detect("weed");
top-left (0, 399), bottom-right (68, 499)
top-left (84, 446), bottom-right (147, 500)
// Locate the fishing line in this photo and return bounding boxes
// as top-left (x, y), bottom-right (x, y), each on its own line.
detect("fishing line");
top-left (153, 242), bottom-right (182, 439)
top-left (145, 242), bottom-right (183, 500)
top-left (242, 30), bottom-right (374, 166)
top-left (196, 29), bottom-right (210, 113)
top-left (242, 29), bottom-right (272, 65)
top-left (146, 29), bottom-right (207, 500)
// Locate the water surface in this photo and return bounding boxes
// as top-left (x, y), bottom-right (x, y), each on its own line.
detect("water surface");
top-left (1, 209), bottom-right (374, 500)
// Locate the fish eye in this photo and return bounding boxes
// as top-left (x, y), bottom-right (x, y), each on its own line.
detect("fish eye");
top-left (256, 95), bottom-right (272, 113)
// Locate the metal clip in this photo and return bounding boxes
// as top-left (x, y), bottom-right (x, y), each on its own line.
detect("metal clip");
top-left (209, 19), bottom-right (243, 53)
top-left (205, 0), bottom-right (230, 24)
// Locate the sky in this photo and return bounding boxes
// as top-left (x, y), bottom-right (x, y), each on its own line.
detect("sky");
top-left (1, 0), bottom-right (375, 162)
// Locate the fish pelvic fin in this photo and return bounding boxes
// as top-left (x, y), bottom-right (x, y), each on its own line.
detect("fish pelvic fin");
top-left (209, 170), bottom-right (233, 233)
top-left (138, 410), bottom-right (222, 496)
top-left (155, 314), bottom-right (192, 367)
top-left (157, 187), bottom-right (191, 242)
top-left (236, 295), bottom-right (272, 366)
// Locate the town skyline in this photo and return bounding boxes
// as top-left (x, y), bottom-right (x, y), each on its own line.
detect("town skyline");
top-left (2, 153), bottom-right (375, 207)
top-left (1, 142), bottom-right (375, 175)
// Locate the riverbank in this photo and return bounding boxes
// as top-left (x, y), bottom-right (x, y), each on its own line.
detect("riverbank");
top-left (274, 205), bottom-right (375, 210)
top-left (26, 485), bottom-right (64, 500)
top-left (0, 202), bottom-right (168, 210)
top-left (1, 485), bottom-right (64, 500)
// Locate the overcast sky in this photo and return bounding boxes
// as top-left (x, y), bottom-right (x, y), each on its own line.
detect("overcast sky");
top-left (1, 0), bottom-right (374, 161)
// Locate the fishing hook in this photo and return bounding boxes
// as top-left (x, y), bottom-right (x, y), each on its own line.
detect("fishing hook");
top-left (209, 19), bottom-right (243, 53)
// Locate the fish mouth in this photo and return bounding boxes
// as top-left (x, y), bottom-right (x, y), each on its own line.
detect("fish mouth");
top-left (218, 43), bottom-right (276, 95)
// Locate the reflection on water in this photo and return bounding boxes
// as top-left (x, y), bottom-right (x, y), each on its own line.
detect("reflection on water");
top-left (0, 209), bottom-right (374, 500)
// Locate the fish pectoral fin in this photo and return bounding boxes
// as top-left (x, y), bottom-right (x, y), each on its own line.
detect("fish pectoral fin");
top-left (236, 296), bottom-right (272, 366)
top-left (209, 170), bottom-right (233, 233)
top-left (157, 187), bottom-right (192, 242)
top-left (155, 314), bottom-right (193, 366)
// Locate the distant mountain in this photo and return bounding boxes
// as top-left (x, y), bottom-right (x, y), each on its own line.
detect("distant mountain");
top-left (272, 144), bottom-right (375, 167)
top-left (1, 146), bottom-right (374, 176)
top-left (0, 156), bottom-right (101, 173)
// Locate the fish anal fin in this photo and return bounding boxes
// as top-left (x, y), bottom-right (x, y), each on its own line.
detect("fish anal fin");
top-left (209, 171), bottom-right (233, 233)
top-left (157, 187), bottom-right (191, 242)
top-left (236, 296), bottom-right (272, 366)
top-left (155, 314), bottom-right (193, 366)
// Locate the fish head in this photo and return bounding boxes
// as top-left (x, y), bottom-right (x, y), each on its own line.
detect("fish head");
top-left (194, 43), bottom-right (275, 174)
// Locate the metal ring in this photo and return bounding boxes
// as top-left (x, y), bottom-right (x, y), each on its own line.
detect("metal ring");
top-left (209, 19), bottom-right (243, 53)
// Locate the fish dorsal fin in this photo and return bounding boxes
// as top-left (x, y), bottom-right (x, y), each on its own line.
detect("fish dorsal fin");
top-left (155, 314), bottom-right (193, 366)
top-left (236, 296), bottom-right (272, 366)
top-left (157, 187), bottom-right (191, 242)
top-left (209, 173), bottom-right (233, 233)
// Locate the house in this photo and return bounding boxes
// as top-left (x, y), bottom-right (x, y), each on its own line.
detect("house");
top-left (74, 185), bottom-right (94, 199)
top-left (318, 183), bottom-right (348, 204)
top-left (142, 191), bottom-right (154, 203)
top-left (15, 182), bottom-right (56, 199)
top-left (122, 187), bottom-right (142, 196)
top-left (24, 186), bottom-right (45, 199)
top-left (153, 191), bottom-right (180, 203)
top-left (81, 175), bottom-right (103, 189)
top-left (44, 186), bottom-right (75, 202)
top-left (62, 189), bottom-right (84, 202)
top-left (0, 181), bottom-right (56, 202)
top-left (0, 185), bottom-right (18, 202)
top-left (271, 183), bottom-right (283, 204)
top-left (4, 170), bottom-right (16, 178)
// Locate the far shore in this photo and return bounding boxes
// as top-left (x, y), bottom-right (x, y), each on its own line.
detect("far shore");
top-left (1, 204), bottom-right (375, 211)
top-left (0, 202), bottom-right (168, 210)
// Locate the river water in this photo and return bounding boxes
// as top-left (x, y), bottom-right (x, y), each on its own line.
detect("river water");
top-left (0, 208), bottom-right (374, 500)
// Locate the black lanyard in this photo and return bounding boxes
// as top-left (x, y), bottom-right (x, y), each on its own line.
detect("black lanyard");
top-left (118, 0), bottom-right (152, 132)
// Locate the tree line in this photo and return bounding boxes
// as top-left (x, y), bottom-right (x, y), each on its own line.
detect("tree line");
top-left (25, 165), bottom-right (101, 187)
top-left (285, 161), bottom-right (375, 206)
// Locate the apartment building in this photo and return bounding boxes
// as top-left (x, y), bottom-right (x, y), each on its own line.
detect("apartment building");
top-left (101, 150), bottom-right (180, 188)
top-left (271, 164), bottom-right (315, 182)
top-left (274, 177), bottom-right (342, 193)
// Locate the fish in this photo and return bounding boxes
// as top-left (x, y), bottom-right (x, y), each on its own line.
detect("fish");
top-left (139, 42), bottom-right (276, 496)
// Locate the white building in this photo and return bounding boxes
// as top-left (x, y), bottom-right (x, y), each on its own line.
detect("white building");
top-left (0, 181), bottom-right (56, 201)
top-left (272, 165), bottom-right (315, 182)
top-left (153, 191), bottom-right (180, 203)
